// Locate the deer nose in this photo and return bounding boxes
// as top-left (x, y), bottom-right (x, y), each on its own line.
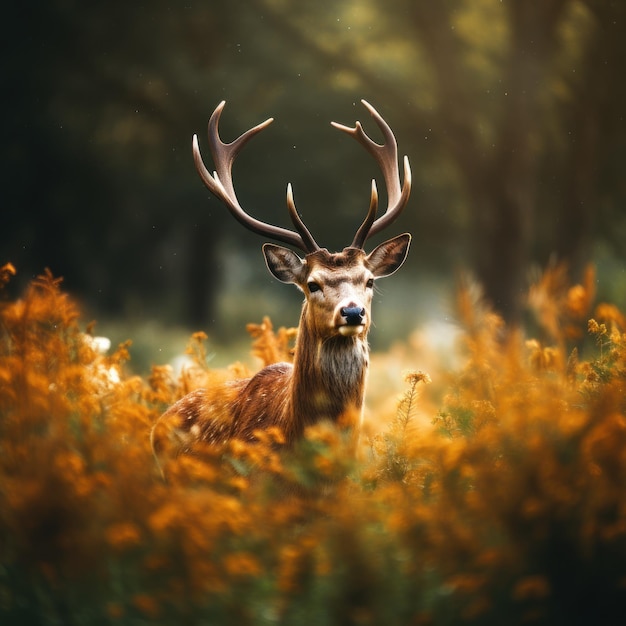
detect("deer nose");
top-left (341, 306), bottom-right (365, 326)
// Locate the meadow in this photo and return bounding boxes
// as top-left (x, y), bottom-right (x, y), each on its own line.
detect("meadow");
top-left (1, 261), bottom-right (626, 625)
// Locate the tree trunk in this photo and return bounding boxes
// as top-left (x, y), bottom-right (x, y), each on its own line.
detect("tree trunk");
top-left (411, 0), bottom-right (568, 323)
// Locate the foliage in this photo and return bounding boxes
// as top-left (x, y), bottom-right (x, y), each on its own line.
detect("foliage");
top-left (5, 0), bottom-right (626, 325)
top-left (2, 263), bottom-right (626, 625)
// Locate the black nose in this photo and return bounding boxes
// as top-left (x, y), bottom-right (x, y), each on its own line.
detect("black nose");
top-left (341, 306), bottom-right (365, 326)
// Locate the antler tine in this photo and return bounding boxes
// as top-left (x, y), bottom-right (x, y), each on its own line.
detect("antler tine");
top-left (192, 101), bottom-right (320, 253)
top-left (206, 101), bottom-right (273, 202)
top-left (351, 180), bottom-right (378, 249)
top-left (286, 184), bottom-right (320, 252)
top-left (331, 99), bottom-right (412, 248)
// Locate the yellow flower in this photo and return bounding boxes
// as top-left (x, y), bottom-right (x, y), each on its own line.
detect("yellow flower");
top-left (512, 575), bottom-right (551, 601)
top-left (132, 594), bottom-right (160, 619)
top-left (223, 552), bottom-right (261, 579)
top-left (105, 522), bottom-right (141, 550)
top-left (403, 370), bottom-right (431, 385)
top-left (0, 262), bottom-right (16, 288)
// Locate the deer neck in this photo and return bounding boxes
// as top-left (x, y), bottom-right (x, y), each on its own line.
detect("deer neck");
top-left (288, 306), bottom-right (369, 431)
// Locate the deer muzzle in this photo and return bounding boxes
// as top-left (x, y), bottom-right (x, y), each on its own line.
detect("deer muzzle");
top-left (337, 304), bottom-right (367, 336)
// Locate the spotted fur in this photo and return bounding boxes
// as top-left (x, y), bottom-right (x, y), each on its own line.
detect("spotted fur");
top-left (150, 235), bottom-right (410, 475)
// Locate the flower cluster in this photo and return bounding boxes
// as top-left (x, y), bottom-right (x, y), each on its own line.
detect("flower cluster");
top-left (1, 263), bottom-right (626, 624)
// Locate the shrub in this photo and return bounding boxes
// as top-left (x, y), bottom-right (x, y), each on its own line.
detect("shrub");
top-left (1, 263), bottom-right (626, 625)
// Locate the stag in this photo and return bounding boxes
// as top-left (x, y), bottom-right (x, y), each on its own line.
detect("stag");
top-left (151, 100), bottom-right (412, 471)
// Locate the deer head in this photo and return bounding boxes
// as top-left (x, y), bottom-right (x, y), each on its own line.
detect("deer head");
top-left (192, 99), bottom-right (412, 341)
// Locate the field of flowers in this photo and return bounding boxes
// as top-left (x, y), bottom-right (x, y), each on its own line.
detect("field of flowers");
top-left (1, 261), bottom-right (626, 625)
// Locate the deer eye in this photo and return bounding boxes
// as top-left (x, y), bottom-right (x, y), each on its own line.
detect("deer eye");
top-left (307, 281), bottom-right (322, 293)
top-left (366, 278), bottom-right (374, 289)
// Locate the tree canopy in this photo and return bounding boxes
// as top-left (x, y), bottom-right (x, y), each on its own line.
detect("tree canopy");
top-left (3, 0), bottom-right (626, 328)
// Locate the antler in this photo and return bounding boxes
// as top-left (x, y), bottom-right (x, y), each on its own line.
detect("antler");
top-left (192, 101), bottom-right (320, 254)
top-left (331, 100), bottom-right (412, 249)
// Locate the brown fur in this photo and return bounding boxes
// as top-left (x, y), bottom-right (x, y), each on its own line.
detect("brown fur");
top-left (151, 237), bottom-right (410, 474)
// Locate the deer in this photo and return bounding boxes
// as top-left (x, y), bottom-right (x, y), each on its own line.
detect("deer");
top-left (150, 99), bottom-right (412, 474)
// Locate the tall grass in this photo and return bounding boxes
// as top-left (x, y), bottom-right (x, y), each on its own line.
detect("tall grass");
top-left (1, 262), bottom-right (625, 625)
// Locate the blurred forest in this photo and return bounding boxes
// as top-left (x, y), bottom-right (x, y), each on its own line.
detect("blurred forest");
top-left (3, 0), bottom-right (626, 350)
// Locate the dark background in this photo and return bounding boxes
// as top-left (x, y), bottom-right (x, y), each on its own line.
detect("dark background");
top-left (3, 0), bottom-right (626, 363)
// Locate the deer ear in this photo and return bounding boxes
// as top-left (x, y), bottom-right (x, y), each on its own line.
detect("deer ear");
top-left (263, 243), bottom-right (306, 284)
top-left (366, 233), bottom-right (411, 278)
